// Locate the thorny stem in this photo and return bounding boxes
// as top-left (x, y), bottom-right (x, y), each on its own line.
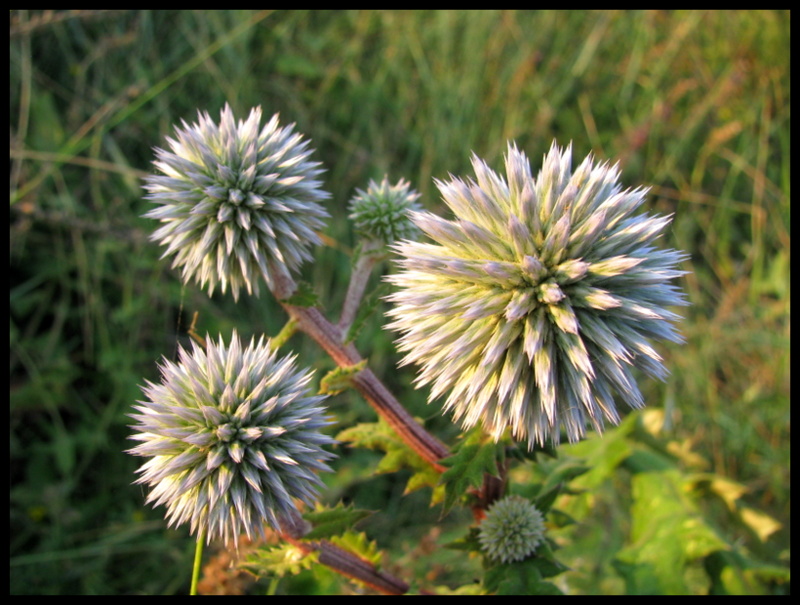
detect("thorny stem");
top-left (289, 304), bottom-right (449, 470)
top-left (278, 511), bottom-right (417, 595)
top-left (283, 535), bottom-right (413, 595)
top-left (269, 263), bottom-right (449, 470)
top-left (263, 261), bottom-right (502, 593)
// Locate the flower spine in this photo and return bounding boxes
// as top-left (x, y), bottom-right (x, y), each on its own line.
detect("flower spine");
top-left (144, 104), bottom-right (330, 300)
top-left (128, 331), bottom-right (336, 546)
top-left (387, 142), bottom-right (689, 447)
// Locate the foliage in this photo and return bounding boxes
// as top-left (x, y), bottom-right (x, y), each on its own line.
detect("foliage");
top-left (439, 428), bottom-right (504, 514)
top-left (9, 10), bottom-right (789, 595)
top-left (337, 419), bottom-right (442, 501)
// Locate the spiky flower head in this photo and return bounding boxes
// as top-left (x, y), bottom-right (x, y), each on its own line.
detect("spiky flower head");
top-left (127, 331), bottom-right (336, 546)
top-left (348, 176), bottom-right (422, 247)
top-left (386, 141), bottom-right (688, 448)
top-left (144, 104), bottom-right (330, 300)
top-left (478, 495), bottom-right (546, 563)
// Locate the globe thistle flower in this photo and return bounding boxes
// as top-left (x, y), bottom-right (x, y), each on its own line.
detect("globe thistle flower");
top-left (127, 331), bottom-right (336, 546)
top-left (348, 176), bottom-right (422, 247)
top-left (144, 104), bottom-right (330, 300)
top-left (386, 142), bottom-right (688, 448)
top-left (478, 495), bottom-right (546, 563)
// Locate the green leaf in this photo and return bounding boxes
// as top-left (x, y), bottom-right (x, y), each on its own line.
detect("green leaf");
top-left (507, 439), bottom-right (559, 463)
top-left (443, 526), bottom-right (482, 553)
top-left (562, 420), bottom-right (635, 490)
top-left (613, 469), bottom-right (731, 595)
top-left (405, 465), bottom-right (444, 502)
top-left (336, 419), bottom-right (441, 498)
top-left (532, 481), bottom-right (563, 515)
top-left (281, 280), bottom-right (320, 307)
top-left (328, 531), bottom-right (383, 567)
top-left (704, 550), bottom-right (791, 595)
top-left (241, 542), bottom-right (319, 579)
top-left (438, 428), bottom-right (503, 515)
top-left (303, 502), bottom-right (374, 540)
top-left (483, 558), bottom-right (565, 595)
top-left (689, 473), bottom-right (781, 542)
top-left (344, 281), bottom-right (391, 344)
top-left (426, 582), bottom-right (485, 595)
top-left (319, 360), bottom-right (367, 396)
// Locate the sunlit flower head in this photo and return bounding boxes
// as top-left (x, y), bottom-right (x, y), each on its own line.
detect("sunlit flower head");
top-left (128, 331), bottom-right (336, 546)
top-left (478, 495), bottom-right (546, 563)
top-left (386, 141), bottom-right (689, 448)
top-left (348, 176), bottom-right (422, 247)
top-left (144, 104), bottom-right (330, 300)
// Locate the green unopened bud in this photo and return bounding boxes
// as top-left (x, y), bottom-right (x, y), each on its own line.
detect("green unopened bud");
top-left (348, 176), bottom-right (422, 246)
top-left (478, 495), bottom-right (546, 563)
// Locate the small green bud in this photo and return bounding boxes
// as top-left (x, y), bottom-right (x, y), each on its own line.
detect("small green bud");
top-left (478, 495), bottom-right (546, 563)
top-left (348, 176), bottom-right (422, 246)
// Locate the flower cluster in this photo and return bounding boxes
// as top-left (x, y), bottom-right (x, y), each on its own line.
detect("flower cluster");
top-left (387, 142), bottom-right (688, 447)
top-left (128, 331), bottom-right (336, 546)
top-left (348, 176), bottom-right (422, 247)
top-left (478, 495), bottom-right (546, 563)
top-left (144, 104), bottom-right (330, 300)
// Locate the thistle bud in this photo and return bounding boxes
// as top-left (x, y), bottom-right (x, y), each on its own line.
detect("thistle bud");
top-left (478, 495), bottom-right (546, 563)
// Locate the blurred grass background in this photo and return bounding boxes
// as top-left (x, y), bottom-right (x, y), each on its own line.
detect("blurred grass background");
top-left (9, 10), bottom-right (789, 595)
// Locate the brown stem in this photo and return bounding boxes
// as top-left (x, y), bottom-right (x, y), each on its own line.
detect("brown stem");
top-left (278, 510), bottom-right (412, 595)
top-left (264, 266), bottom-right (500, 593)
top-left (270, 266), bottom-right (506, 483)
top-left (337, 243), bottom-right (383, 333)
top-left (276, 504), bottom-right (423, 594)
top-left (268, 258), bottom-right (449, 468)
top-left (283, 304), bottom-right (449, 471)
top-left (282, 535), bottom-right (412, 595)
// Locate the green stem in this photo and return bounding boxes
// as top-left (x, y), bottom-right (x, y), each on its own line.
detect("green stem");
top-left (190, 532), bottom-right (204, 595)
top-left (337, 241), bottom-right (384, 334)
top-left (270, 317), bottom-right (298, 350)
top-left (269, 264), bottom-right (450, 470)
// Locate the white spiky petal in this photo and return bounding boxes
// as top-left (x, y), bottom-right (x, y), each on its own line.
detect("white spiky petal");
top-left (478, 495), bottom-right (546, 563)
top-left (144, 104), bottom-right (330, 300)
top-left (127, 331), bottom-right (336, 546)
top-left (386, 142), bottom-right (689, 448)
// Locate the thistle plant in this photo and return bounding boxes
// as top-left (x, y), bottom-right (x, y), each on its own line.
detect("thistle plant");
top-left (128, 331), bottom-right (335, 547)
top-left (386, 142), bottom-right (688, 448)
top-left (478, 495), bottom-right (546, 564)
top-left (144, 104), bottom-right (330, 300)
top-left (134, 105), bottom-right (697, 595)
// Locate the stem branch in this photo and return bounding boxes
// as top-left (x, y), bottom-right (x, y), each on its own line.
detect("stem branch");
top-left (287, 304), bottom-right (449, 470)
top-left (190, 532), bottom-right (204, 595)
top-left (337, 243), bottom-right (383, 334)
top-left (268, 263), bottom-right (449, 469)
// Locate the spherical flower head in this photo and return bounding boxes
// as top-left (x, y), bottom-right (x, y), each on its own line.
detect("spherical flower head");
top-left (127, 331), bottom-right (336, 546)
top-left (478, 495), bottom-right (546, 563)
top-left (144, 104), bottom-right (331, 301)
top-left (386, 141), bottom-right (689, 448)
top-left (348, 176), bottom-right (422, 247)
